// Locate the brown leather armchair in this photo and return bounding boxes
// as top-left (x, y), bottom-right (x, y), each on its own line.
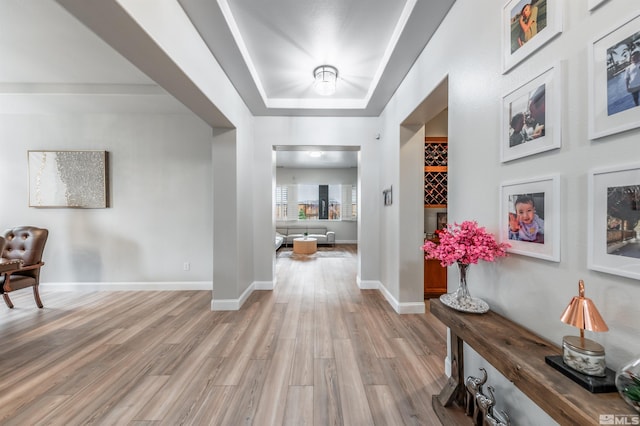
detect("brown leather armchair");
top-left (0, 226), bottom-right (49, 308)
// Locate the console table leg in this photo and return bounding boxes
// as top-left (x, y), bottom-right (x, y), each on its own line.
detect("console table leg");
top-left (437, 331), bottom-right (465, 407)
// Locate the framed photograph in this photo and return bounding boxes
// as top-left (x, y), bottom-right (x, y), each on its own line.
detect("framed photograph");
top-left (588, 0), bottom-right (608, 12)
top-left (383, 186), bottom-right (392, 206)
top-left (588, 164), bottom-right (640, 280)
top-left (502, 0), bottom-right (563, 73)
top-left (499, 175), bottom-right (560, 262)
top-left (28, 150), bottom-right (109, 208)
top-left (501, 62), bottom-right (561, 162)
top-left (588, 13), bottom-right (640, 139)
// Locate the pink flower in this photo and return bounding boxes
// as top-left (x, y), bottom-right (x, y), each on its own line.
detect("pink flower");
top-left (422, 220), bottom-right (510, 267)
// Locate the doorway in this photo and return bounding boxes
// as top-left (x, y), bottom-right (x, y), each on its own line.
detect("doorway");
top-left (272, 146), bottom-right (360, 282)
top-left (400, 76), bottom-right (449, 302)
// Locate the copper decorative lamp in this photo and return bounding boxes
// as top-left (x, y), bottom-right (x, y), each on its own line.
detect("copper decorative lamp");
top-left (560, 280), bottom-right (609, 377)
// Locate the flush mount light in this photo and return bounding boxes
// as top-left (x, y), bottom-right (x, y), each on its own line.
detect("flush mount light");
top-left (309, 151), bottom-right (323, 158)
top-left (313, 65), bottom-right (338, 96)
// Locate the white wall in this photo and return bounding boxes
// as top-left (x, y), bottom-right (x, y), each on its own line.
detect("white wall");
top-left (399, 124), bottom-right (426, 306)
top-left (276, 167), bottom-right (358, 242)
top-left (1, 0), bottom-right (259, 307)
top-left (93, 0), bottom-right (258, 308)
top-left (381, 0), bottom-right (640, 423)
top-left (0, 107), bottom-right (214, 289)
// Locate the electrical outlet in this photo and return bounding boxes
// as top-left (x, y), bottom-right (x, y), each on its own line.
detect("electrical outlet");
top-left (183, 262), bottom-right (190, 271)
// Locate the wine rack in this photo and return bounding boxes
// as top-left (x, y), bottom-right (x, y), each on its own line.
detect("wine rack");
top-left (424, 137), bottom-right (448, 208)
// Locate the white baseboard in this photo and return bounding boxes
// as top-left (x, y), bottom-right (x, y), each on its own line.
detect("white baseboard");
top-left (377, 282), bottom-right (426, 314)
top-left (397, 302), bottom-right (426, 314)
top-left (356, 275), bottom-right (380, 289)
top-left (211, 282), bottom-right (255, 311)
top-left (445, 356), bottom-right (452, 377)
top-left (41, 281), bottom-right (211, 291)
top-left (254, 281), bottom-right (274, 290)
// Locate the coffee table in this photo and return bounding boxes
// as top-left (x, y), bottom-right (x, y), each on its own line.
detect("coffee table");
top-left (293, 237), bottom-right (317, 255)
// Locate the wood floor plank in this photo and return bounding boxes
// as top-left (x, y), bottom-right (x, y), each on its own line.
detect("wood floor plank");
top-left (149, 356), bottom-right (227, 425)
top-left (219, 359), bottom-right (270, 426)
top-left (283, 385), bottom-right (313, 426)
top-left (314, 358), bottom-right (343, 426)
top-left (314, 299), bottom-right (334, 359)
top-left (253, 338), bottom-right (296, 425)
top-left (251, 300), bottom-right (287, 359)
top-left (134, 322), bottom-right (231, 421)
top-left (0, 244), bottom-right (448, 425)
top-left (279, 293), bottom-right (302, 340)
top-left (334, 338), bottom-right (375, 426)
top-left (366, 384), bottom-right (406, 426)
top-left (188, 384), bottom-right (236, 425)
top-left (289, 308), bottom-right (315, 386)
top-left (344, 311), bottom-right (388, 385)
top-left (97, 375), bottom-right (170, 425)
top-left (0, 394), bottom-right (70, 426)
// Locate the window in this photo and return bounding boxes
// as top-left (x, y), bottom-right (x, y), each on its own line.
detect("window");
top-left (351, 184), bottom-right (357, 220)
top-left (297, 184), bottom-right (319, 220)
top-left (328, 185), bottom-right (341, 220)
top-left (276, 183), bottom-right (356, 221)
top-left (275, 185), bottom-right (288, 220)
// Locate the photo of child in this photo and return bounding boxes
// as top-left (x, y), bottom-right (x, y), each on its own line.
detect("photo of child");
top-left (508, 192), bottom-right (545, 243)
top-left (509, 0), bottom-right (548, 54)
top-left (507, 83), bottom-right (546, 148)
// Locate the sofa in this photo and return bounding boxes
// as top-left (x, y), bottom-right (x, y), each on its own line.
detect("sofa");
top-left (275, 233), bottom-right (284, 250)
top-left (276, 226), bottom-right (335, 247)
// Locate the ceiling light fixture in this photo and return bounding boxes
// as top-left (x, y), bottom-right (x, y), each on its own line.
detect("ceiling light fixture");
top-left (309, 151), bottom-right (323, 158)
top-left (313, 65), bottom-right (338, 96)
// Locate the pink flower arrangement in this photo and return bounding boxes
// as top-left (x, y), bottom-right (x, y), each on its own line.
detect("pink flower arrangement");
top-left (422, 220), bottom-right (510, 267)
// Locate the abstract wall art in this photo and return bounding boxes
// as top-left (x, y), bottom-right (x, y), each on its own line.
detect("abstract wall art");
top-left (28, 150), bottom-right (109, 208)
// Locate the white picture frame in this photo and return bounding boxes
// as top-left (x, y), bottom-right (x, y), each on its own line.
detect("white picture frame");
top-left (502, 0), bottom-right (563, 73)
top-left (588, 12), bottom-right (640, 139)
top-left (501, 62), bottom-right (562, 162)
top-left (588, 164), bottom-right (640, 280)
top-left (499, 175), bottom-right (560, 262)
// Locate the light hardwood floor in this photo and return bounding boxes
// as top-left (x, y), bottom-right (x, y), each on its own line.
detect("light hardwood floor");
top-left (0, 244), bottom-right (447, 425)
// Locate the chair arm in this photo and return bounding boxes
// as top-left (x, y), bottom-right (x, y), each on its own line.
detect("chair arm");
top-left (17, 262), bottom-right (45, 272)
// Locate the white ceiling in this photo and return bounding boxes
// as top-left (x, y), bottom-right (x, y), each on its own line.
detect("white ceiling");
top-left (275, 147), bottom-right (359, 169)
top-left (178, 0), bottom-right (456, 116)
top-left (1, 0), bottom-right (455, 167)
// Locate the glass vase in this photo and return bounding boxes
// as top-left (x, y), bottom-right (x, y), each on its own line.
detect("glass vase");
top-left (439, 263), bottom-right (490, 314)
top-left (616, 356), bottom-right (640, 413)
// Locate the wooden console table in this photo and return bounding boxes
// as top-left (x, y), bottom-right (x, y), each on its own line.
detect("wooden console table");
top-left (429, 299), bottom-right (634, 425)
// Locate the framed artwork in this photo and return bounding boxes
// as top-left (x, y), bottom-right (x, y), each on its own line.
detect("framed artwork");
top-left (499, 175), bottom-right (560, 262)
top-left (28, 150), bottom-right (109, 208)
top-left (588, 0), bottom-right (608, 12)
top-left (501, 62), bottom-right (561, 162)
top-left (588, 13), bottom-right (640, 139)
top-left (502, 0), bottom-right (563, 73)
top-left (383, 186), bottom-right (392, 206)
top-left (588, 164), bottom-right (640, 280)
